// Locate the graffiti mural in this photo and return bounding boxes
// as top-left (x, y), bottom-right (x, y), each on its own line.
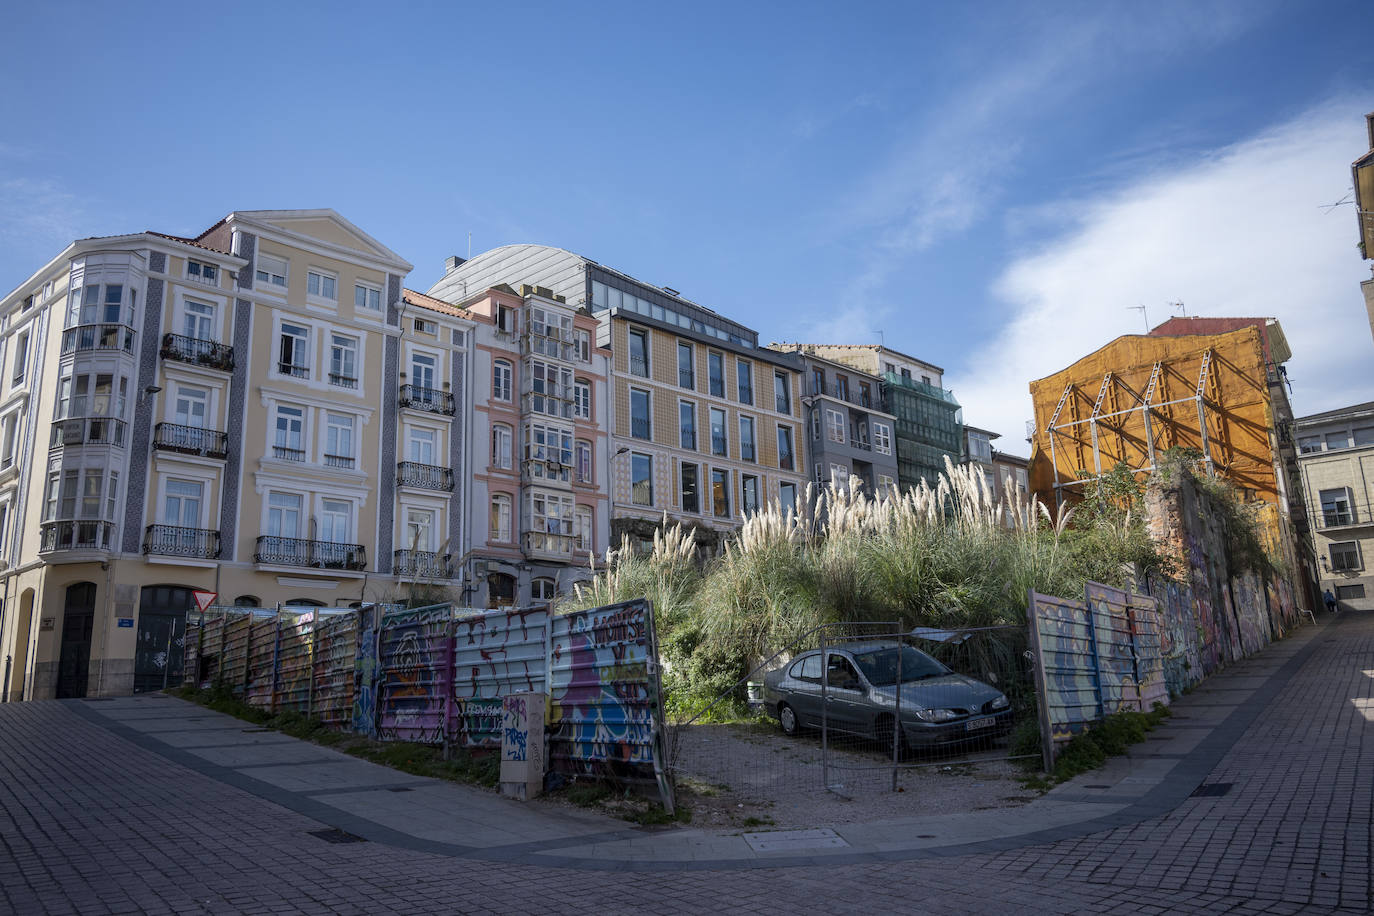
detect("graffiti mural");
top-left (274, 611), bottom-right (314, 713)
top-left (314, 611), bottom-right (360, 730)
top-left (376, 605), bottom-right (452, 744)
top-left (451, 608), bottom-right (550, 748)
top-left (1085, 584), bottom-right (1140, 714)
top-left (351, 616), bottom-right (379, 737)
top-left (1027, 590), bottom-right (1101, 747)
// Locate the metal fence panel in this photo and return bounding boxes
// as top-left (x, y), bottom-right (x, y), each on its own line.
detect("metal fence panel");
top-left (182, 615), bottom-right (202, 687)
top-left (548, 599), bottom-right (668, 799)
top-left (376, 605), bottom-right (452, 744)
top-left (314, 611), bottom-right (359, 729)
top-left (219, 610), bottom-right (254, 695)
top-left (1028, 590), bottom-right (1101, 750)
top-left (1128, 594), bottom-right (1169, 710)
top-left (275, 611), bottom-right (315, 714)
top-left (245, 616), bottom-right (280, 709)
top-left (451, 607), bottom-right (550, 749)
top-left (1086, 583), bottom-right (1139, 714)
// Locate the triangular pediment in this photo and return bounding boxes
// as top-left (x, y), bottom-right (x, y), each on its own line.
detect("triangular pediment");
top-left (234, 209), bottom-right (411, 270)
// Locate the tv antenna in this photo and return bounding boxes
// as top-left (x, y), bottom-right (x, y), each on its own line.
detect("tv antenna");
top-left (1319, 191), bottom-right (1353, 213)
top-left (1127, 304), bottom-right (1149, 332)
top-left (1170, 300), bottom-right (1187, 316)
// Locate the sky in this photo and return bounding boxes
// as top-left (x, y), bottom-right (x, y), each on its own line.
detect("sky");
top-left (2, 1), bottom-right (1372, 455)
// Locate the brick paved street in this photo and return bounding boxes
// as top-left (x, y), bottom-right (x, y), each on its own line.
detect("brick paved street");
top-left (1, 613), bottom-right (1370, 914)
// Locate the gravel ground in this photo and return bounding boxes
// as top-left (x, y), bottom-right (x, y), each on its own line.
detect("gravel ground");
top-left (667, 721), bottom-right (1040, 830)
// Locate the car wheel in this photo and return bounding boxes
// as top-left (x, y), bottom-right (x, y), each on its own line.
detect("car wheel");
top-left (779, 703), bottom-right (798, 736)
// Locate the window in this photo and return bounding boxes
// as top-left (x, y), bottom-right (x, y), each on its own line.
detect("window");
top-left (409, 426), bottom-right (437, 465)
top-left (532, 578), bottom-right (557, 601)
top-left (742, 475), bottom-right (760, 515)
top-left (678, 343), bottom-right (695, 389)
top-left (630, 388), bottom-right (651, 440)
top-left (187, 259), bottom-right (218, 285)
top-left (496, 303), bottom-right (516, 334)
top-left (0, 414), bottom-right (16, 469)
top-left (1355, 427), bottom-right (1374, 447)
top-left (711, 468), bottom-right (730, 518)
top-left (708, 351), bottom-right (724, 397)
top-left (527, 305), bottom-right (573, 357)
top-left (873, 422), bottom-right (892, 455)
top-left (574, 328), bottom-right (591, 363)
top-left (573, 380), bottom-right (591, 420)
top-left (320, 499), bottom-right (351, 543)
top-left (710, 407), bottom-right (728, 456)
top-left (330, 334), bottom-right (359, 388)
top-left (490, 494), bottom-right (512, 542)
top-left (1331, 541), bottom-right (1361, 572)
top-left (411, 352), bottom-right (437, 390)
top-left (528, 491), bottom-right (574, 543)
top-left (279, 323), bottom-right (310, 377)
top-left (826, 409), bottom-right (845, 443)
top-left (404, 508), bottom-right (435, 552)
top-left (183, 300), bottom-right (215, 340)
top-left (859, 380), bottom-right (872, 408)
top-left (884, 362), bottom-right (896, 375)
top-left (777, 425), bottom-right (795, 470)
top-left (1298, 436), bottom-right (1322, 454)
top-left (11, 332), bottom-right (28, 385)
top-left (774, 372), bottom-right (791, 414)
top-left (631, 453), bottom-right (653, 506)
top-left (524, 422), bottom-right (573, 481)
top-left (574, 506), bottom-right (593, 553)
top-left (306, 269), bottom-right (337, 301)
top-left (325, 413), bottom-right (355, 468)
top-left (273, 405), bottom-right (305, 460)
top-left (739, 416), bottom-right (756, 462)
top-left (811, 368), bottom-right (825, 396)
top-left (830, 463), bottom-right (848, 485)
top-left (172, 385), bottom-right (208, 428)
top-left (1336, 584), bottom-right (1366, 601)
top-left (1326, 432), bottom-right (1350, 451)
top-left (162, 479), bottom-right (204, 528)
top-left (835, 375), bottom-right (850, 402)
top-left (878, 474), bottom-right (896, 494)
top-left (681, 463), bottom-right (700, 513)
top-left (493, 360), bottom-right (512, 401)
top-left (921, 374), bottom-right (930, 385)
top-left (680, 401), bottom-right (697, 450)
top-left (576, 440), bottom-right (592, 483)
top-left (1320, 488), bottom-right (1354, 527)
top-left (811, 408), bottom-right (821, 441)
top-left (901, 368), bottom-right (912, 380)
top-left (491, 424), bottom-right (513, 470)
top-left (529, 359), bottom-right (574, 418)
top-left (267, 492), bottom-right (303, 538)
top-left (968, 433), bottom-right (992, 463)
top-left (737, 360), bottom-right (753, 406)
top-left (1015, 468), bottom-right (1029, 492)
top-left (255, 253), bottom-right (287, 288)
top-left (354, 283), bottom-right (381, 311)
top-left (628, 328), bottom-right (649, 377)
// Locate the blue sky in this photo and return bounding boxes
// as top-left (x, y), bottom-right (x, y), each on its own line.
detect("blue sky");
top-left (3, 1), bottom-right (1372, 453)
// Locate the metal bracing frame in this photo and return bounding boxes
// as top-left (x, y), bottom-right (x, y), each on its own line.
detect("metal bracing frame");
top-left (1045, 351), bottom-right (1219, 499)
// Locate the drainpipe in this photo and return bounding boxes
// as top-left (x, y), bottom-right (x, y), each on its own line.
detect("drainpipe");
top-left (95, 557), bottom-right (116, 697)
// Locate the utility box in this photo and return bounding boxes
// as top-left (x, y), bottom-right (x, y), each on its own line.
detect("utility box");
top-left (499, 692), bottom-right (546, 800)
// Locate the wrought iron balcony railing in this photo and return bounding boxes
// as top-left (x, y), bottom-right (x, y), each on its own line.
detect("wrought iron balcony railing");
top-left (254, 536), bottom-right (366, 571)
top-left (397, 461), bottom-right (454, 491)
top-left (272, 445), bottom-right (305, 461)
top-left (399, 384), bottom-right (454, 415)
top-left (323, 453), bottom-right (356, 469)
top-left (393, 549), bottom-right (454, 579)
top-left (153, 423), bottom-right (228, 459)
top-left (40, 520), bottom-right (116, 552)
top-left (630, 417), bottom-right (651, 439)
top-left (328, 373), bottom-right (357, 389)
top-left (50, 417), bottom-right (126, 448)
top-left (62, 324), bottom-right (135, 354)
top-left (144, 525), bottom-right (221, 559)
top-left (161, 333), bottom-right (234, 371)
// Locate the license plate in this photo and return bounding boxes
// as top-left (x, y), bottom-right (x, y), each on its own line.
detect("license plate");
top-left (965, 717), bottom-right (995, 731)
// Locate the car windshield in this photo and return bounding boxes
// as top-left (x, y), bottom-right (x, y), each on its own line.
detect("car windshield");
top-left (850, 646), bottom-right (948, 686)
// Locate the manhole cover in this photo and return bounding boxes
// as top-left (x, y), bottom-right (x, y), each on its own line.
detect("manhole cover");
top-left (743, 828), bottom-right (849, 852)
top-left (1191, 783), bottom-right (1233, 797)
top-left (308, 829), bottom-right (366, 844)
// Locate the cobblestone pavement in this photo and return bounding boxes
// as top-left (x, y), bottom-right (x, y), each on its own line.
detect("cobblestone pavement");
top-left (2, 613), bottom-right (1371, 914)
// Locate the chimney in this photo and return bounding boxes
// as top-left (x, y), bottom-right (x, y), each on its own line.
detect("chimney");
top-left (1366, 111), bottom-right (1374, 150)
top-left (445, 255), bottom-right (466, 273)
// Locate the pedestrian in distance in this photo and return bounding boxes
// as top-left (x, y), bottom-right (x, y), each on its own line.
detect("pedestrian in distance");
top-left (1324, 588), bottom-right (1337, 614)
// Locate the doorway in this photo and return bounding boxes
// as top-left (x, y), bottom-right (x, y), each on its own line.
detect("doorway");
top-left (135, 585), bottom-right (194, 693)
top-left (56, 583), bottom-right (96, 698)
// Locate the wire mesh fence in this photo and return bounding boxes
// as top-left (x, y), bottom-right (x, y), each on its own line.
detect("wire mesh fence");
top-left (665, 623), bottom-right (1038, 821)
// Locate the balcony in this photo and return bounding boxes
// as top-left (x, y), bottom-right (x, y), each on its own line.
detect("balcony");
top-left (393, 549), bottom-right (454, 579)
top-left (153, 423), bottom-right (227, 459)
top-left (630, 416), bottom-right (651, 439)
top-left (161, 333), bottom-right (234, 371)
top-left (254, 536), bottom-right (366, 571)
top-left (144, 525), bottom-right (221, 559)
top-left (62, 324), bottom-right (135, 354)
top-left (278, 362), bottom-right (309, 379)
top-left (399, 384), bottom-right (454, 416)
top-left (272, 445), bottom-right (305, 462)
top-left (397, 461), bottom-right (454, 491)
top-left (849, 437), bottom-right (872, 452)
top-left (328, 373), bottom-right (358, 389)
top-left (40, 520), bottom-right (116, 553)
top-left (522, 530), bottom-right (575, 560)
top-left (50, 417), bottom-right (126, 448)
top-left (522, 331), bottom-right (575, 361)
top-left (323, 453), bottom-right (356, 470)
top-left (778, 449), bottom-right (795, 471)
top-left (629, 356), bottom-right (649, 378)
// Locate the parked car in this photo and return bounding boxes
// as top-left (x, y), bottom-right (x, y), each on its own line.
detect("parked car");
top-left (762, 641), bottom-right (1013, 750)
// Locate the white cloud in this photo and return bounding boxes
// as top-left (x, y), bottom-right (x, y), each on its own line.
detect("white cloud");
top-left (0, 177), bottom-right (88, 271)
top-left (950, 100), bottom-right (1374, 453)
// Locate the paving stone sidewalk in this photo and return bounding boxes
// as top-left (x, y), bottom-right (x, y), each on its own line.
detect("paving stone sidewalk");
top-left (1, 612), bottom-right (1369, 914)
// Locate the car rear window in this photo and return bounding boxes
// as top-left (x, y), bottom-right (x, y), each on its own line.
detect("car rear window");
top-left (790, 654), bottom-right (821, 681)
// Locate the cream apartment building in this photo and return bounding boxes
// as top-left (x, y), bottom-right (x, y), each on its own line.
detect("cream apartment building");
top-left (405, 282), bottom-right (611, 607)
top-left (0, 209), bottom-right (474, 700)
top-left (429, 246), bottom-right (808, 553)
top-left (1297, 401), bottom-right (1374, 611)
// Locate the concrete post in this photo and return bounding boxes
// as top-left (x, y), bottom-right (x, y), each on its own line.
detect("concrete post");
top-left (499, 691), bottom-right (546, 801)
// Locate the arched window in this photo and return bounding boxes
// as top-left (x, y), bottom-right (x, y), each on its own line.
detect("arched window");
top-left (490, 494), bottom-right (512, 542)
top-left (488, 572), bottom-right (515, 607)
top-left (573, 379), bottom-right (591, 419)
top-left (491, 423), bottom-right (513, 470)
top-left (575, 439), bottom-right (592, 484)
top-left (234, 595), bottom-right (260, 608)
top-left (492, 360), bottom-right (512, 402)
top-left (531, 577), bottom-right (556, 601)
top-left (285, 598), bottom-right (326, 608)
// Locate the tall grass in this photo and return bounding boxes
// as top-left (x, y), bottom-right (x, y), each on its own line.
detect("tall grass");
top-left (560, 456), bottom-right (1158, 707)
